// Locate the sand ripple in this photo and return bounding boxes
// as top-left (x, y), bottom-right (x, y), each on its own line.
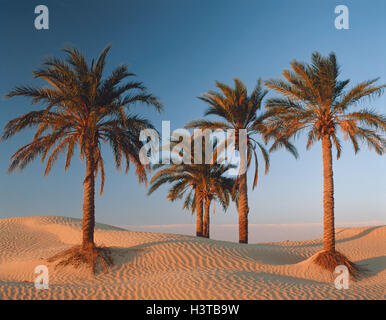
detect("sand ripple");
top-left (0, 216), bottom-right (384, 300)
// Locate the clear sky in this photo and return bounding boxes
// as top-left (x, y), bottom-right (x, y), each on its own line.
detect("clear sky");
top-left (0, 0), bottom-right (385, 229)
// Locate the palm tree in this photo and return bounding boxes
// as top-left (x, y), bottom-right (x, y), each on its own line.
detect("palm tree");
top-left (198, 162), bottom-right (235, 238)
top-left (1, 45), bottom-right (162, 272)
top-left (148, 137), bottom-right (236, 238)
top-left (186, 79), bottom-right (297, 243)
top-left (148, 163), bottom-right (204, 236)
top-left (264, 52), bottom-right (386, 276)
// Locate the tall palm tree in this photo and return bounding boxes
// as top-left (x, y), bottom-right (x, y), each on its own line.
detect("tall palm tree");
top-left (1, 45), bottom-right (162, 272)
top-left (186, 79), bottom-right (297, 243)
top-left (264, 52), bottom-right (386, 276)
top-left (148, 137), bottom-right (236, 238)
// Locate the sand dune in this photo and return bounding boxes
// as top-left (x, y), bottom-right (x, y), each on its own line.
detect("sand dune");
top-left (0, 216), bottom-right (384, 300)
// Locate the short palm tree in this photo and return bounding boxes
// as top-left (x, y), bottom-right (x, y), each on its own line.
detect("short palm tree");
top-left (148, 137), bottom-right (236, 238)
top-left (186, 79), bottom-right (297, 243)
top-left (197, 162), bottom-right (235, 238)
top-left (1, 45), bottom-right (162, 272)
top-left (264, 52), bottom-right (386, 276)
top-left (148, 163), bottom-right (205, 236)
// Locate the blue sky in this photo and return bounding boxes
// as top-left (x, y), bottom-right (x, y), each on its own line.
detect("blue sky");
top-left (0, 0), bottom-right (385, 228)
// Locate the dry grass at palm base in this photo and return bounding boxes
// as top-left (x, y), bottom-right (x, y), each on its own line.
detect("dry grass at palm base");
top-left (47, 244), bottom-right (113, 274)
top-left (312, 250), bottom-right (366, 280)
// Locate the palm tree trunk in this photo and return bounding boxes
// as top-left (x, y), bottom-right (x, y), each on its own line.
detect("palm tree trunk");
top-left (238, 172), bottom-right (249, 243)
top-left (196, 195), bottom-right (203, 237)
top-left (321, 135), bottom-right (335, 252)
top-left (82, 146), bottom-right (96, 250)
top-left (203, 200), bottom-right (210, 238)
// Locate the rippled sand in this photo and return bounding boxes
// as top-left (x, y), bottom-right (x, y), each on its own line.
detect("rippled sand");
top-left (0, 216), bottom-right (384, 300)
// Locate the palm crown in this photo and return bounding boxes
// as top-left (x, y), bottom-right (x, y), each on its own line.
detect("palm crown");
top-left (188, 79), bottom-right (268, 187)
top-left (2, 45), bottom-right (162, 193)
top-left (264, 52), bottom-right (386, 156)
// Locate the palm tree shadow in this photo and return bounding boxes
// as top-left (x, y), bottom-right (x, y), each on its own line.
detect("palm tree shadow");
top-left (356, 256), bottom-right (386, 278)
top-left (107, 238), bottom-right (202, 268)
top-left (265, 225), bottom-right (384, 250)
top-left (231, 270), bottom-right (330, 286)
top-left (244, 244), bottom-right (308, 264)
top-left (108, 246), bottom-right (147, 268)
top-left (335, 225), bottom-right (384, 245)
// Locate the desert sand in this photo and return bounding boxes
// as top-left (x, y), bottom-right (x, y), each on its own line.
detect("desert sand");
top-left (0, 216), bottom-right (384, 300)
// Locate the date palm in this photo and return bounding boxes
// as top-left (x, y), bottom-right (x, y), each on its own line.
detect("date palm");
top-left (148, 137), bottom-right (236, 238)
top-left (186, 79), bottom-right (297, 243)
top-left (196, 161), bottom-right (236, 238)
top-left (148, 163), bottom-right (205, 236)
top-left (264, 52), bottom-right (386, 276)
top-left (1, 45), bottom-right (162, 272)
